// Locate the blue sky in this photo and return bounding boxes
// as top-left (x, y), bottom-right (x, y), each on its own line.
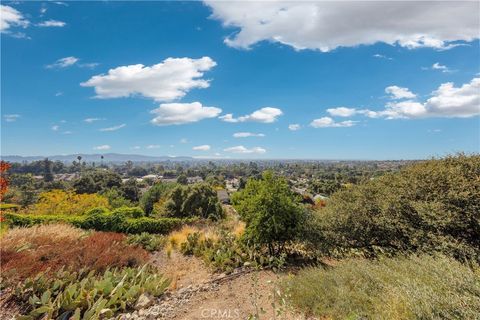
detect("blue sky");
top-left (1, 1), bottom-right (479, 159)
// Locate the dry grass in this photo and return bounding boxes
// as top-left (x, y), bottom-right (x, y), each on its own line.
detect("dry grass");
top-left (232, 220), bottom-right (245, 238)
top-left (165, 225), bottom-right (220, 257)
top-left (1, 223), bottom-right (85, 248)
top-left (1, 224), bottom-right (149, 280)
top-left (283, 255), bottom-right (480, 319)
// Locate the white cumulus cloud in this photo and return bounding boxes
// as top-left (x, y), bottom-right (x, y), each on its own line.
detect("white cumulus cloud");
top-left (220, 107), bottom-right (283, 123)
top-left (356, 78), bottom-right (480, 119)
top-left (224, 146), bottom-right (266, 154)
top-left (431, 62), bottom-right (453, 73)
top-left (0, 5), bottom-right (29, 32)
top-left (205, 1), bottom-right (479, 51)
top-left (233, 132), bottom-right (265, 138)
top-left (81, 57), bottom-right (216, 101)
top-left (327, 107), bottom-right (358, 117)
top-left (385, 86), bottom-right (416, 100)
top-left (310, 117), bottom-right (357, 128)
top-left (150, 102), bottom-right (222, 126)
top-left (146, 145), bottom-right (160, 149)
top-left (93, 145), bottom-right (111, 150)
top-left (192, 145), bottom-right (211, 151)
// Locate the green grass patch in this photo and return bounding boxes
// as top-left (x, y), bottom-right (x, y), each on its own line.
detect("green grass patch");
top-left (283, 255), bottom-right (480, 319)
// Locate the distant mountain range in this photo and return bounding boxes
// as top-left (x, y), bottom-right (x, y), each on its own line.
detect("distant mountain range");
top-left (1, 153), bottom-right (194, 163)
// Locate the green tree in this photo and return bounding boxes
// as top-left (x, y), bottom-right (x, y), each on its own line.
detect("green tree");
top-left (73, 170), bottom-right (122, 194)
top-left (163, 183), bottom-right (224, 220)
top-left (102, 187), bottom-right (133, 208)
top-left (43, 158), bottom-right (54, 182)
top-left (121, 178), bottom-right (140, 202)
top-left (232, 170), bottom-right (306, 255)
top-left (140, 182), bottom-right (176, 215)
top-left (176, 174), bottom-right (188, 185)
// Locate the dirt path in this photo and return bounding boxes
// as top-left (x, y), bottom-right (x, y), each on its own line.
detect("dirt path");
top-left (117, 251), bottom-right (312, 320)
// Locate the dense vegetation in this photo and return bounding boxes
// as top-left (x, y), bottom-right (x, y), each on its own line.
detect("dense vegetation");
top-left (1, 154), bottom-right (479, 319)
top-left (232, 171), bottom-right (306, 256)
top-left (316, 154), bottom-right (480, 261)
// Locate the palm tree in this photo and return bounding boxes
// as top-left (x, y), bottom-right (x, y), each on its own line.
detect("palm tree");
top-left (101, 155), bottom-right (104, 167)
top-left (77, 156), bottom-right (82, 172)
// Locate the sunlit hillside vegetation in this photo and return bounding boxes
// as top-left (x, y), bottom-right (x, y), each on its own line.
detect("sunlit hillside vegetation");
top-left (0, 154), bottom-right (479, 319)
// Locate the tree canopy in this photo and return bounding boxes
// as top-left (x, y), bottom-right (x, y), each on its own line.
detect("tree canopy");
top-left (232, 170), bottom-right (306, 255)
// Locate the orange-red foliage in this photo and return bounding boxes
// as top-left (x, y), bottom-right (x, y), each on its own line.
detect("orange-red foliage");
top-left (0, 161), bottom-right (11, 201)
top-left (1, 224), bottom-right (149, 280)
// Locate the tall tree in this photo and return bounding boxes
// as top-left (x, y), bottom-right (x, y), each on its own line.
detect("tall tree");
top-left (43, 158), bottom-right (54, 182)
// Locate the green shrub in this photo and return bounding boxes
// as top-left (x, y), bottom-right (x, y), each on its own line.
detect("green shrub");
top-left (4, 212), bottom-right (192, 235)
top-left (317, 154), bottom-right (480, 261)
top-left (180, 230), bottom-right (285, 272)
top-left (283, 255), bottom-right (480, 319)
top-left (232, 170), bottom-right (306, 256)
top-left (13, 264), bottom-right (170, 319)
top-left (101, 188), bottom-right (133, 209)
top-left (4, 213), bottom-right (85, 227)
top-left (0, 203), bottom-right (20, 210)
top-left (161, 183), bottom-right (224, 220)
top-left (127, 233), bottom-right (166, 252)
top-left (85, 207), bottom-right (110, 216)
top-left (140, 183), bottom-right (177, 215)
top-left (111, 206), bottom-right (145, 218)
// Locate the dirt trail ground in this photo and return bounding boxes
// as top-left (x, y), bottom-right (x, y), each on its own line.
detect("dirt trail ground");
top-left (117, 250), bottom-right (313, 320)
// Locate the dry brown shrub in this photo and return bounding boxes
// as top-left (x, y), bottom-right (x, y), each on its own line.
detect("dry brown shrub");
top-left (0, 224), bottom-right (149, 280)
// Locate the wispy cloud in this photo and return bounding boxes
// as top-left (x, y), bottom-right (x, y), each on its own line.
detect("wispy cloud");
top-left (192, 144), bottom-right (211, 151)
top-left (288, 124), bottom-right (301, 131)
top-left (373, 53), bottom-right (393, 60)
top-left (37, 20), bottom-right (66, 27)
top-left (3, 114), bottom-right (20, 122)
top-left (46, 56), bottom-right (98, 69)
top-left (93, 145), bottom-right (111, 150)
top-left (84, 117), bottom-right (104, 123)
top-left (99, 124), bottom-right (126, 132)
top-left (224, 146), bottom-right (266, 154)
top-left (46, 56), bottom-right (79, 68)
top-left (146, 144), bottom-right (160, 149)
top-left (233, 132), bottom-right (265, 138)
